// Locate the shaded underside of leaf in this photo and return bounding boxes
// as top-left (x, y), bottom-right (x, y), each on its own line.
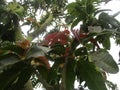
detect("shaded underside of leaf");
top-left (63, 60), bottom-right (76, 90)
top-left (26, 45), bottom-right (50, 59)
top-left (90, 50), bottom-right (119, 73)
top-left (0, 54), bottom-right (20, 69)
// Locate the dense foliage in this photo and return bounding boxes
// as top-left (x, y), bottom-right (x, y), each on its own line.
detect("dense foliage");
top-left (0, 0), bottom-right (120, 90)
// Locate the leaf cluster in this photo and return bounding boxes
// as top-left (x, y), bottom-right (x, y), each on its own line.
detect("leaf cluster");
top-left (0, 0), bottom-right (120, 90)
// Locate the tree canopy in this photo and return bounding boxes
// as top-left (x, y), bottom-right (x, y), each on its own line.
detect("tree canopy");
top-left (0, 0), bottom-right (120, 90)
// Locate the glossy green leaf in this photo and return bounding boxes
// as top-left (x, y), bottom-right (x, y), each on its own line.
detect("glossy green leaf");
top-left (63, 60), bottom-right (75, 90)
top-left (77, 60), bottom-right (107, 90)
top-left (90, 50), bottom-right (119, 73)
top-left (26, 45), bottom-right (50, 59)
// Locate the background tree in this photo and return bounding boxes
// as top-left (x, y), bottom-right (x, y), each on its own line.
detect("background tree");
top-left (0, 0), bottom-right (120, 90)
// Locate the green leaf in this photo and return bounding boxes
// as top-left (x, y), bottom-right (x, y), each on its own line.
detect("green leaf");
top-left (99, 12), bottom-right (120, 28)
top-left (102, 36), bottom-right (111, 50)
top-left (71, 18), bottom-right (80, 29)
top-left (86, 4), bottom-right (95, 14)
top-left (63, 60), bottom-right (75, 90)
top-left (90, 49), bottom-right (119, 73)
top-left (67, 2), bottom-right (82, 18)
top-left (26, 45), bottom-right (50, 59)
top-left (67, 2), bottom-right (77, 14)
top-left (77, 60), bottom-right (107, 90)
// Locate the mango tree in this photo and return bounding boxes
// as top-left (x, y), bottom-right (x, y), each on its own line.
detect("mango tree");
top-left (0, 0), bottom-right (120, 90)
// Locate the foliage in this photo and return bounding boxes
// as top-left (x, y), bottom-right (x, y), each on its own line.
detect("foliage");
top-left (0, 0), bottom-right (120, 90)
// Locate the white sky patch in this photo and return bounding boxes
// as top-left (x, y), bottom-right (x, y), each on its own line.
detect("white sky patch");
top-left (100, 1), bottom-right (120, 89)
top-left (108, 38), bottom-right (120, 89)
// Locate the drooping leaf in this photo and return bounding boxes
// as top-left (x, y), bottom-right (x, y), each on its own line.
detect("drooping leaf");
top-left (63, 60), bottom-right (75, 90)
top-left (90, 49), bottom-right (119, 73)
top-left (77, 60), bottom-right (107, 90)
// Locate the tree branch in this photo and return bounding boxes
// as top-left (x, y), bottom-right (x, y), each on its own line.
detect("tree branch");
top-left (28, 13), bottom-right (53, 41)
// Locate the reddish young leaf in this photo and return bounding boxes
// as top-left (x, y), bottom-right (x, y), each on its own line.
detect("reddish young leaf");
top-left (16, 40), bottom-right (30, 50)
top-left (71, 29), bottom-right (100, 49)
top-left (71, 29), bottom-right (88, 41)
top-left (43, 30), bottom-right (69, 46)
top-left (38, 56), bottom-right (50, 70)
top-left (26, 17), bottom-right (36, 22)
top-left (89, 38), bottom-right (100, 49)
